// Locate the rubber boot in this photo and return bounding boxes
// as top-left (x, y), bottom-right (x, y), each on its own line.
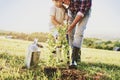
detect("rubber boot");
top-left (69, 47), bottom-right (80, 69)
top-left (77, 50), bottom-right (81, 63)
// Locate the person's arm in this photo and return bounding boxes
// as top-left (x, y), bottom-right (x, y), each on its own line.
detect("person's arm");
top-left (67, 0), bottom-right (92, 34)
top-left (51, 15), bottom-right (61, 27)
top-left (67, 14), bottom-right (82, 34)
top-left (50, 6), bottom-right (61, 27)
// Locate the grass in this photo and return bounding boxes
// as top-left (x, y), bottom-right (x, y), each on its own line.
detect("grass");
top-left (0, 38), bottom-right (120, 80)
top-left (82, 48), bottom-right (120, 66)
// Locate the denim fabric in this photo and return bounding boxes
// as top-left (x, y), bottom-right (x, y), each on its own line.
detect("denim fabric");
top-left (68, 10), bottom-right (91, 48)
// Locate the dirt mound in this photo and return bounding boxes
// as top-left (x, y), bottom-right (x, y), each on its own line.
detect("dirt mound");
top-left (44, 67), bottom-right (86, 80)
top-left (61, 69), bottom-right (83, 80)
top-left (43, 67), bottom-right (108, 80)
top-left (44, 67), bottom-right (57, 77)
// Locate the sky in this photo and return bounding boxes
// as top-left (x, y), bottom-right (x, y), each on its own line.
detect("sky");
top-left (0, 0), bottom-right (120, 39)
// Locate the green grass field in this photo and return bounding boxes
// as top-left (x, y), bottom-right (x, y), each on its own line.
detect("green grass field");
top-left (0, 38), bottom-right (120, 80)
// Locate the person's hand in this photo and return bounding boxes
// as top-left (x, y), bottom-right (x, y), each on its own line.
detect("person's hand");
top-left (56, 24), bottom-right (63, 28)
top-left (67, 27), bottom-right (71, 34)
top-left (67, 25), bottom-right (75, 34)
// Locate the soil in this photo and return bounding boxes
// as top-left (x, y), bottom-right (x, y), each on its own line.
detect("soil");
top-left (44, 66), bottom-right (57, 77)
top-left (44, 67), bottom-right (85, 80)
top-left (43, 67), bottom-right (106, 80)
top-left (61, 69), bottom-right (83, 80)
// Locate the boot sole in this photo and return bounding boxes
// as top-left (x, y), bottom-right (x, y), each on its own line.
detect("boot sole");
top-left (69, 65), bottom-right (77, 69)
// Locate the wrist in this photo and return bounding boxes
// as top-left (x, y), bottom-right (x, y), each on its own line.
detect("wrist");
top-left (68, 25), bottom-right (73, 31)
top-left (69, 24), bottom-right (75, 30)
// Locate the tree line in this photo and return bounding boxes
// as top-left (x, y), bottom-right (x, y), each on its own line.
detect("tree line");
top-left (0, 31), bottom-right (120, 51)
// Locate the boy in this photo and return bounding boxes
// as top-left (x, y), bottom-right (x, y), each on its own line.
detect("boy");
top-left (49, 0), bottom-right (68, 62)
top-left (49, 0), bottom-right (68, 38)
